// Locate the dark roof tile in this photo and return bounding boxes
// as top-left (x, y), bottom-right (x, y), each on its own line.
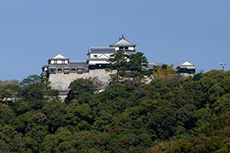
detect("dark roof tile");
top-left (88, 47), bottom-right (116, 54)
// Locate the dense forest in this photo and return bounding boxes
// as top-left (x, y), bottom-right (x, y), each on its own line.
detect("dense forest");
top-left (0, 69), bottom-right (230, 153)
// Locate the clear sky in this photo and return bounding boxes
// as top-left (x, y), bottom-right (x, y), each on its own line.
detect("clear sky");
top-left (0, 0), bottom-right (230, 81)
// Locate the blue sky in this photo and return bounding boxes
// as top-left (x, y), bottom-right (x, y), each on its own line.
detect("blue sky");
top-left (0, 0), bottom-right (230, 81)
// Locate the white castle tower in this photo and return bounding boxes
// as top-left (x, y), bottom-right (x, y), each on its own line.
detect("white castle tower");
top-left (176, 60), bottom-right (196, 77)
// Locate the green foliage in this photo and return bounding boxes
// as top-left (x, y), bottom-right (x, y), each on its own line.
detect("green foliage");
top-left (0, 104), bottom-right (16, 126)
top-left (0, 70), bottom-right (230, 152)
top-left (107, 51), bottom-right (148, 83)
top-left (153, 64), bottom-right (176, 81)
top-left (20, 75), bottom-right (59, 101)
top-left (66, 78), bottom-right (96, 103)
top-left (41, 101), bottom-right (66, 133)
top-left (0, 80), bottom-right (19, 103)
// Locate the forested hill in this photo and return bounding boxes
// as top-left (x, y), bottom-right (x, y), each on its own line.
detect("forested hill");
top-left (0, 70), bottom-right (230, 152)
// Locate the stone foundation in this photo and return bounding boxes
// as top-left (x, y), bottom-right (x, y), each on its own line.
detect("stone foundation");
top-left (49, 69), bottom-right (116, 91)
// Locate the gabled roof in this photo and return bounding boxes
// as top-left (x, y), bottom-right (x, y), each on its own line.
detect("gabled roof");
top-left (110, 35), bottom-right (136, 47)
top-left (49, 53), bottom-right (69, 60)
top-left (88, 47), bottom-right (116, 54)
top-left (178, 60), bottom-right (196, 69)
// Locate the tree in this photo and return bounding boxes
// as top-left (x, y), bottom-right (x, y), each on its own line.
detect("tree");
top-left (41, 102), bottom-right (66, 133)
top-left (89, 76), bottom-right (103, 90)
top-left (107, 51), bottom-right (129, 82)
top-left (0, 104), bottom-right (15, 126)
top-left (0, 80), bottom-right (19, 104)
top-left (19, 75), bottom-right (59, 101)
top-left (128, 52), bottom-right (148, 84)
top-left (153, 64), bottom-right (176, 81)
top-left (107, 51), bottom-right (148, 83)
top-left (66, 78), bottom-right (96, 103)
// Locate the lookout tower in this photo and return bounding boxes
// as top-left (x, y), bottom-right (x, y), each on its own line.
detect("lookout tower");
top-left (48, 53), bottom-right (69, 65)
top-left (110, 35), bottom-right (136, 54)
top-left (176, 60), bottom-right (196, 76)
top-left (87, 35), bottom-right (137, 69)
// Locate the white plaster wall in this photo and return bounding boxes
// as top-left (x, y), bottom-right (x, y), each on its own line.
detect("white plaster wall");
top-left (90, 54), bottom-right (100, 58)
top-left (180, 73), bottom-right (194, 78)
top-left (59, 95), bottom-right (68, 102)
top-left (88, 60), bottom-right (110, 65)
top-left (90, 53), bottom-right (112, 59)
top-left (99, 54), bottom-right (109, 59)
top-left (57, 60), bottom-right (62, 64)
top-left (128, 47), bottom-right (135, 50)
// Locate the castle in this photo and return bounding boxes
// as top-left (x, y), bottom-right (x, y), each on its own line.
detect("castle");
top-left (41, 36), bottom-right (196, 99)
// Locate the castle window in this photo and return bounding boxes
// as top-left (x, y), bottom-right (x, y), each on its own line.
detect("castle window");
top-left (64, 69), bottom-right (69, 74)
top-left (77, 68), bottom-right (83, 74)
top-left (62, 60), bottom-right (65, 64)
top-left (94, 55), bottom-right (97, 57)
top-left (71, 68), bottom-right (76, 71)
top-left (57, 68), bottom-right (63, 73)
top-left (49, 69), bottom-right (56, 74)
top-left (125, 47), bottom-right (128, 50)
top-left (54, 60), bottom-right (57, 64)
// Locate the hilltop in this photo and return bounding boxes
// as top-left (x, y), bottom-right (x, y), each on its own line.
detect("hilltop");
top-left (0, 70), bottom-right (230, 152)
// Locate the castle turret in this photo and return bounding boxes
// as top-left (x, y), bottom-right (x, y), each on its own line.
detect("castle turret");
top-left (41, 53), bottom-right (89, 77)
top-left (48, 53), bottom-right (69, 65)
top-left (87, 47), bottom-right (116, 69)
top-left (176, 60), bottom-right (196, 76)
top-left (87, 35), bottom-right (137, 69)
top-left (110, 35), bottom-right (136, 54)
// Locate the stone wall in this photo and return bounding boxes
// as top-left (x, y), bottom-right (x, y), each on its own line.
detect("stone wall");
top-left (48, 69), bottom-right (116, 91)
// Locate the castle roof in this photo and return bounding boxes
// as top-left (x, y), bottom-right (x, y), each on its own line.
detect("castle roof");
top-left (48, 61), bottom-right (88, 69)
top-left (110, 35), bottom-right (136, 47)
top-left (177, 60), bottom-right (196, 69)
top-left (49, 53), bottom-right (69, 60)
top-left (88, 47), bottom-right (116, 54)
top-left (70, 61), bottom-right (88, 68)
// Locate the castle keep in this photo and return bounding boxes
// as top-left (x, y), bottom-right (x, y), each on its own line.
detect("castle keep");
top-left (41, 36), bottom-right (196, 99)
